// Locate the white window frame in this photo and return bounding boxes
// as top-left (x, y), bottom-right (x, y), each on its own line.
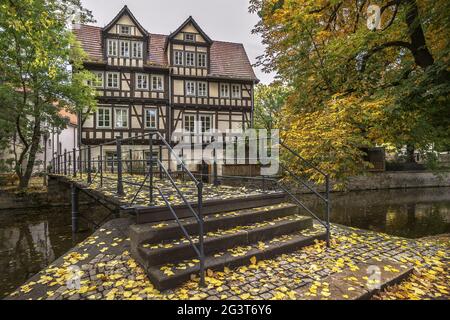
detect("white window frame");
top-left (107, 39), bottom-right (118, 57)
top-left (231, 84), bottom-right (241, 99)
top-left (220, 83), bottom-right (230, 98)
top-left (197, 82), bottom-right (207, 97)
top-left (197, 53), bottom-right (207, 68)
top-left (174, 51), bottom-right (184, 66)
top-left (185, 51), bottom-right (195, 67)
top-left (144, 108), bottom-right (158, 129)
top-left (151, 75), bottom-right (164, 91)
top-left (114, 108), bottom-right (129, 129)
top-left (97, 107), bottom-right (111, 128)
top-left (199, 114), bottom-right (212, 133)
top-left (136, 73), bottom-right (149, 90)
top-left (119, 40), bottom-right (130, 58)
top-left (119, 25), bottom-right (131, 35)
top-left (185, 81), bottom-right (196, 96)
top-left (92, 71), bottom-right (104, 88)
top-left (183, 114), bottom-right (196, 133)
top-left (106, 72), bottom-right (120, 89)
top-left (184, 33), bottom-right (196, 42)
top-left (132, 41), bottom-right (143, 59)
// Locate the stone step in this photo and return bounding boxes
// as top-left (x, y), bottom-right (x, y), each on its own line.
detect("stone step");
top-left (139, 214), bottom-right (313, 266)
top-left (145, 226), bottom-right (327, 291)
top-left (134, 192), bottom-right (287, 223)
top-left (130, 203), bottom-right (298, 245)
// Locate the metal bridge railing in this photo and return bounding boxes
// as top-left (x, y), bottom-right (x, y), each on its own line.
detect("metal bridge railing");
top-left (50, 131), bottom-right (206, 286)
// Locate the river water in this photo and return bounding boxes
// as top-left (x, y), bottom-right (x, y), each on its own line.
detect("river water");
top-left (0, 187), bottom-right (449, 298)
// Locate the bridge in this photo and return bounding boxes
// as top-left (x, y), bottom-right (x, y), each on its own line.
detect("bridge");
top-left (49, 131), bottom-right (330, 289)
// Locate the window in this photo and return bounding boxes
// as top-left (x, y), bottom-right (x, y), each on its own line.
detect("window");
top-left (186, 81), bottom-right (196, 96)
top-left (120, 40), bottom-right (130, 57)
top-left (132, 42), bottom-right (143, 58)
top-left (220, 84), bottom-right (230, 97)
top-left (107, 39), bottom-right (117, 57)
top-left (231, 84), bottom-right (241, 98)
top-left (174, 51), bottom-right (183, 65)
top-left (151, 75), bottom-right (164, 91)
top-left (115, 108), bottom-right (128, 128)
top-left (105, 152), bottom-right (117, 168)
top-left (184, 33), bottom-right (195, 42)
top-left (185, 52), bottom-right (195, 66)
top-left (200, 115), bottom-right (212, 133)
top-left (92, 72), bottom-right (103, 88)
top-left (145, 109), bottom-right (157, 129)
top-left (198, 82), bottom-right (207, 97)
top-left (106, 72), bottom-right (119, 88)
top-left (97, 107), bottom-right (111, 128)
top-left (184, 114), bottom-right (195, 133)
top-left (136, 73), bottom-right (148, 90)
top-left (198, 53), bottom-right (207, 68)
top-left (145, 151), bottom-right (159, 169)
top-left (119, 25), bottom-right (131, 35)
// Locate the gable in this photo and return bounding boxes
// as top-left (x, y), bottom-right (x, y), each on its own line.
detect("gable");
top-left (172, 22), bottom-right (206, 43)
top-left (168, 16), bottom-right (212, 45)
top-left (107, 14), bottom-right (144, 37)
top-left (103, 5), bottom-right (148, 37)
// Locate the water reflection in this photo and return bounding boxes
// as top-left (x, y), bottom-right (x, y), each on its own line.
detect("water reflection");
top-left (0, 206), bottom-right (95, 298)
top-left (303, 187), bottom-right (450, 238)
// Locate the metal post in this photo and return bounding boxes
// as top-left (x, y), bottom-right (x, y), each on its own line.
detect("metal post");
top-left (129, 149), bottom-right (133, 175)
top-left (159, 145), bottom-right (163, 179)
top-left (68, 154), bottom-right (71, 176)
top-left (325, 175), bottom-right (331, 247)
top-left (71, 183), bottom-right (79, 233)
top-left (197, 181), bottom-right (205, 287)
top-left (213, 147), bottom-right (218, 186)
top-left (57, 154), bottom-right (60, 174)
top-left (87, 146), bottom-right (92, 184)
top-left (72, 148), bottom-right (77, 177)
top-left (149, 133), bottom-right (154, 205)
top-left (79, 149), bottom-right (82, 179)
top-left (116, 136), bottom-right (124, 195)
top-left (64, 150), bottom-right (67, 176)
top-left (99, 145), bottom-right (103, 187)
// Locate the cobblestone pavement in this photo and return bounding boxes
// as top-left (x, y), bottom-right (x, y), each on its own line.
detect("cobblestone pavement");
top-left (7, 219), bottom-right (449, 300)
top-left (66, 173), bottom-right (279, 207)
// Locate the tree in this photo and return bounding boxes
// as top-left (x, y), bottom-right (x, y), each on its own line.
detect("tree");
top-left (254, 82), bottom-right (292, 131)
top-left (249, 0), bottom-right (450, 183)
top-left (0, 0), bottom-right (97, 188)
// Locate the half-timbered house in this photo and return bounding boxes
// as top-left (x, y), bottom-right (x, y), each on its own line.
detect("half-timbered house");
top-left (73, 5), bottom-right (258, 172)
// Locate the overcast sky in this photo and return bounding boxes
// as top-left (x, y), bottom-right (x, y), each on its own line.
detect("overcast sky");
top-left (80, 0), bottom-right (275, 84)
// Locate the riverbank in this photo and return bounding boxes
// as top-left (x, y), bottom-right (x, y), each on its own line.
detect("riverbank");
top-left (7, 218), bottom-right (448, 300)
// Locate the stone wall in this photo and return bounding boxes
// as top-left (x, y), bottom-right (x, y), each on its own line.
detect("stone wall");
top-left (344, 171), bottom-right (450, 191)
top-left (0, 176), bottom-right (93, 210)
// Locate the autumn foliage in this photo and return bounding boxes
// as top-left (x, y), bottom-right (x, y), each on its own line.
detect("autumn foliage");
top-left (250, 0), bottom-right (450, 183)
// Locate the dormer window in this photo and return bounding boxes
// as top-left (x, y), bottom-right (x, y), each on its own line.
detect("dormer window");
top-left (198, 53), bottom-right (207, 68)
top-left (132, 41), bottom-right (143, 58)
top-left (119, 25), bottom-right (131, 35)
top-left (120, 41), bottom-right (130, 57)
top-left (184, 33), bottom-right (195, 42)
top-left (107, 39), bottom-right (117, 57)
top-left (185, 52), bottom-right (195, 67)
top-left (174, 51), bottom-right (184, 65)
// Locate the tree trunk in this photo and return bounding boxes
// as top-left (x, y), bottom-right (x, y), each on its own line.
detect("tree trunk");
top-left (19, 116), bottom-right (41, 189)
top-left (405, 0), bottom-right (435, 69)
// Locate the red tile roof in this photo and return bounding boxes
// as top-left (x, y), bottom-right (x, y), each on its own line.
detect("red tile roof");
top-left (73, 24), bottom-right (258, 81)
top-left (73, 25), bottom-right (103, 62)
